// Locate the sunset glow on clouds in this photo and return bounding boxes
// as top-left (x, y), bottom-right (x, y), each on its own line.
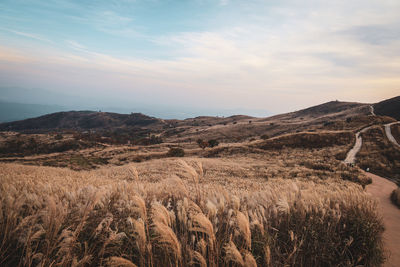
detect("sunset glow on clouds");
top-left (0, 0), bottom-right (399, 116)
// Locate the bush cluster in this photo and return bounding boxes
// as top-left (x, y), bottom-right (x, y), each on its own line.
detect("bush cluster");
top-left (197, 139), bottom-right (219, 149)
top-left (391, 187), bottom-right (400, 208)
top-left (167, 147), bottom-right (185, 157)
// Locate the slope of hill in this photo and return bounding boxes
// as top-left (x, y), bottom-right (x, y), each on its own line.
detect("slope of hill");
top-left (374, 96), bottom-right (400, 120)
top-left (0, 111), bottom-right (164, 131)
top-left (263, 100), bottom-right (369, 122)
top-left (1, 98), bottom-right (397, 144)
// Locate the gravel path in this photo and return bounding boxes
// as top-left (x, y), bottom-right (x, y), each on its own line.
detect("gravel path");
top-left (370, 105), bottom-right (376, 116)
top-left (343, 126), bottom-right (373, 164)
top-left (344, 120), bottom-right (400, 266)
top-left (366, 172), bottom-right (400, 267)
top-left (385, 122), bottom-right (400, 148)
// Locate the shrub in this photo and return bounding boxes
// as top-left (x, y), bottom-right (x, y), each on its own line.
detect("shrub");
top-left (260, 134), bottom-right (269, 140)
top-left (167, 147), bottom-right (185, 157)
top-left (54, 133), bottom-right (63, 140)
top-left (391, 188), bottom-right (400, 208)
top-left (197, 139), bottom-right (208, 149)
top-left (208, 139), bottom-right (219, 148)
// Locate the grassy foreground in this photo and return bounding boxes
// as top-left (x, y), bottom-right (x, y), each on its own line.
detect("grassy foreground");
top-left (0, 163), bottom-right (385, 267)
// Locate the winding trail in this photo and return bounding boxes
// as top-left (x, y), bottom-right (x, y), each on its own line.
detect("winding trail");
top-left (385, 122), bottom-right (400, 148)
top-left (343, 126), bottom-right (373, 164)
top-left (370, 105), bottom-right (376, 116)
top-left (365, 172), bottom-right (400, 267)
top-left (343, 121), bottom-right (400, 266)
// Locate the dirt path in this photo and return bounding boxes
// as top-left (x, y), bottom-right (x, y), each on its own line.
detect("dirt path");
top-left (365, 172), bottom-right (400, 267)
top-left (370, 105), bottom-right (376, 116)
top-left (344, 121), bottom-right (400, 266)
top-left (343, 126), bottom-right (373, 164)
top-left (385, 122), bottom-right (400, 148)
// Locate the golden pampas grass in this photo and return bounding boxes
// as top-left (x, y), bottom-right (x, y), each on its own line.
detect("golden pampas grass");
top-left (152, 221), bottom-right (181, 261)
top-left (236, 211), bottom-right (251, 249)
top-left (105, 256), bottom-right (138, 267)
top-left (190, 213), bottom-right (215, 246)
top-left (151, 202), bottom-right (172, 227)
top-left (243, 251), bottom-right (257, 267)
top-left (190, 250), bottom-right (207, 267)
top-left (224, 241), bottom-right (244, 266)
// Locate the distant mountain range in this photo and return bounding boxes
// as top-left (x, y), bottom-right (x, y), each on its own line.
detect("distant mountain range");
top-left (0, 95), bottom-right (398, 133)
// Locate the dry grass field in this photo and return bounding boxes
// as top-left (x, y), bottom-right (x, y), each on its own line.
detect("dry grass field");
top-left (1, 102), bottom-right (398, 266)
top-left (391, 124), bottom-right (400, 144)
top-left (0, 162), bottom-right (385, 266)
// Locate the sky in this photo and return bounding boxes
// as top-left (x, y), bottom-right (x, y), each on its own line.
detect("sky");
top-left (0, 0), bottom-right (399, 118)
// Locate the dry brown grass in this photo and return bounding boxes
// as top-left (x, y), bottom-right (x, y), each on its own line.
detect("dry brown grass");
top-left (391, 124), bottom-right (400, 144)
top-left (0, 162), bottom-right (385, 266)
top-left (357, 126), bottom-right (400, 183)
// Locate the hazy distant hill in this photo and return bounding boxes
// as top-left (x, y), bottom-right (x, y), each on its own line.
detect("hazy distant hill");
top-left (0, 111), bottom-right (164, 131)
top-left (0, 101), bottom-right (68, 123)
top-left (0, 86), bottom-right (271, 119)
top-left (373, 96), bottom-right (400, 120)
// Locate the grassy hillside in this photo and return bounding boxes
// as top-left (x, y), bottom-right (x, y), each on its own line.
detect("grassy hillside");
top-left (0, 111), bottom-right (163, 131)
top-left (374, 96), bottom-right (400, 120)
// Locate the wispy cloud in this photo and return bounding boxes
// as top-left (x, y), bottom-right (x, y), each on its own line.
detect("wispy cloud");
top-left (0, 28), bottom-right (53, 44)
top-left (66, 40), bottom-right (87, 51)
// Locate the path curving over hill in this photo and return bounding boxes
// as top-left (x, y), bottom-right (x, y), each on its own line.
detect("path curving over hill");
top-left (344, 121), bottom-right (400, 266)
top-left (343, 126), bottom-right (373, 164)
top-left (370, 105), bottom-right (376, 116)
top-left (385, 122), bottom-right (400, 148)
top-left (365, 172), bottom-right (400, 267)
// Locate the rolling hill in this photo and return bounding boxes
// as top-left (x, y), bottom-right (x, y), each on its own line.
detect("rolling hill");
top-left (0, 111), bottom-right (164, 132)
top-left (0, 97), bottom-right (398, 144)
top-left (374, 96), bottom-right (400, 120)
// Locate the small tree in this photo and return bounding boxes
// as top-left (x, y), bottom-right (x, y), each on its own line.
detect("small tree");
top-left (197, 139), bottom-right (208, 149)
top-left (167, 147), bottom-right (185, 157)
top-left (208, 139), bottom-right (219, 148)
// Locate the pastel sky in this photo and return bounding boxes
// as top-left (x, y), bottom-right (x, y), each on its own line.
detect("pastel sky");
top-left (0, 0), bottom-right (399, 117)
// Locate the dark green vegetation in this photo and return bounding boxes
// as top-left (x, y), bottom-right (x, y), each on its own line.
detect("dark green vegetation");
top-left (167, 147), bottom-right (185, 157)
